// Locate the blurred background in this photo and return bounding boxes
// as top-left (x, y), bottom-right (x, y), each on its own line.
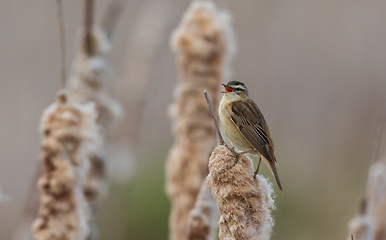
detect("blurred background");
top-left (1, 0), bottom-right (386, 239)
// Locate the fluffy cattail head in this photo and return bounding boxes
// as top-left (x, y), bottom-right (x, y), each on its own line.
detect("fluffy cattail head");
top-left (208, 145), bottom-right (275, 240)
top-left (166, 1), bottom-right (236, 239)
top-left (186, 180), bottom-right (218, 240)
top-left (32, 91), bottom-right (99, 240)
top-left (171, 0), bottom-right (235, 60)
top-left (347, 214), bottom-right (375, 240)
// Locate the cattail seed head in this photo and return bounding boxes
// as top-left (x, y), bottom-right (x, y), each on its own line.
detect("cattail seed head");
top-left (208, 145), bottom-right (275, 240)
top-left (166, 1), bottom-right (235, 239)
top-left (32, 91), bottom-right (99, 240)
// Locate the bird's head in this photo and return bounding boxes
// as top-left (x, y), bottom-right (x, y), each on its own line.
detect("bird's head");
top-left (222, 81), bottom-right (249, 99)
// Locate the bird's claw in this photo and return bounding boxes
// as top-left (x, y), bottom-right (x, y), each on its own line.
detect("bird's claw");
top-left (232, 155), bottom-right (239, 166)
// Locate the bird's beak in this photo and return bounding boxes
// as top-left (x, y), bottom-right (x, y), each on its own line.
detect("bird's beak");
top-left (221, 83), bottom-right (234, 93)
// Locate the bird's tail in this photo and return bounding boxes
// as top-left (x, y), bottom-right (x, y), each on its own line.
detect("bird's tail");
top-left (265, 158), bottom-right (283, 193)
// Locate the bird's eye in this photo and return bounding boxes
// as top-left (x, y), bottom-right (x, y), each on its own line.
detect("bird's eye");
top-left (235, 87), bottom-right (241, 91)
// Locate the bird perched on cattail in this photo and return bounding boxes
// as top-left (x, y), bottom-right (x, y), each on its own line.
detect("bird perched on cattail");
top-left (218, 81), bottom-right (282, 192)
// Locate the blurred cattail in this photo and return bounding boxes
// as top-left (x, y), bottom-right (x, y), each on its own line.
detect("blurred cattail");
top-left (186, 180), bottom-right (218, 240)
top-left (207, 145), bottom-right (275, 240)
top-left (31, 2), bottom-right (119, 240)
top-left (347, 103), bottom-right (386, 240)
top-left (68, 25), bottom-right (120, 138)
top-left (32, 91), bottom-right (99, 240)
top-left (347, 210), bottom-right (375, 240)
top-left (166, 1), bottom-right (235, 239)
top-left (365, 161), bottom-right (386, 240)
top-left (67, 23), bottom-right (121, 239)
top-left (346, 160), bottom-right (386, 240)
top-left (348, 161), bottom-right (386, 240)
top-left (68, 22), bottom-right (120, 202)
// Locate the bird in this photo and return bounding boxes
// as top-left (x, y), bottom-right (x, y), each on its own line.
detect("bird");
top-left (218, 80), bottom-right (282, 192)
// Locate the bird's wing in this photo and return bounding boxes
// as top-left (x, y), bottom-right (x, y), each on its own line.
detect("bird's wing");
top-left (229, 99), bottom-right (276, 163)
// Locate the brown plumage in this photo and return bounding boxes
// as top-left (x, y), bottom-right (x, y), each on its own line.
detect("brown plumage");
top-left (219, 81), bottom-right (283, 192)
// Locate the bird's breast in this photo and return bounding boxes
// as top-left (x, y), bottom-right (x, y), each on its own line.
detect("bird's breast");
top-left (219, 99), bottom-right (253, 152)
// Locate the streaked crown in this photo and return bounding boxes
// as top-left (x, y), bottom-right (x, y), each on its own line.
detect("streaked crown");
top-left (226, 81), bottom-right (248, 96)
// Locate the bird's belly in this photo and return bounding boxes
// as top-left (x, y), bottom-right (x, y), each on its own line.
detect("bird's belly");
top-left (219, 106), bottom-right (253, 152)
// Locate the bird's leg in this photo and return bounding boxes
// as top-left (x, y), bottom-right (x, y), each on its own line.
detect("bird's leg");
top-left (232, 151), bottom-right (240, 166)
top-left (253, 157), bottom-right (262, 179)
top-left (224, 143), bottom-right (240, 166)
top-left (233, 150), bottom-right (255, 167)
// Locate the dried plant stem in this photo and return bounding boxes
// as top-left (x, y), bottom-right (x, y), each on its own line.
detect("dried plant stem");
top-left (32, 91), bottom-right (99, 240)
top-left (101, 0), bottom-right (123, 41)
top-left (346, 164), bottom-right (386, 240)
top-left (347, 102), bottom-right (386, 240)
top-left (84, 0), bottom-right (94, 56)
top-left (66, 4), bottom-right (121, 239)
top-left (207, 145), bottom-right (275, 240)
top-left (370, 102), bottom-right (386, 164)
top-left (56, 0), bottom-right (66, 89)
top-left (347, 211), bottom-right (375, 240)
top-left (186, 180), bottom-right (218, 240)
top-left (363, 161), bottom-right (386, 240)
top-left (204, 91), bottom-right (224, 145)
top-left (166, 1), bottom-right (235, 239)
top-left (68, 8), bottom-right (120, 199)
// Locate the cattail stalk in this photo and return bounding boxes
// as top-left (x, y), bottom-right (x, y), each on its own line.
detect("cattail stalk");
top-left (166, 1), bottom-right (235, 239)
top-left (207, 145), bottom-right (275, 240)
top-left (67, 20), bottom-right (120, 209)
top-left (365, 161), bottom-right (386, 240)
top-left (66, 20), bottom-right (121, 239)
top-left (347, 103), bottom-right (386, 240)
top-left (347, 208), bottom-right (375, 240)
top-left (32, 91), bottom-right (99, 240)
top-left (186, 180), bottom-right (218, 240)
top-left (347, 160), bottom-right (386, 240)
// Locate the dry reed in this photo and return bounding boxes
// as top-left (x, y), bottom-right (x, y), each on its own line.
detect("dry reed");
top-left (207, 145), bottom-right (275, 240)
top-left (365, 161), bottom-right (386, 240)
top-left (346, 160), bottom-right (386, 240)
top-left (347, 211), bottom-right (375, 240)
top-left (68, 26), bottom-right (120, 137)
top-left (186, 180), bottom-right (218, 240)
top-left (166, 1), bottom-right (235, 239)
top-left (68, 25), bottom-right (120, 205)
top-left (347, 102), bottom-right (386, 240)
top-left (32, 91), bottom-right (99, 240)
top-left (347, 105), bottom-right (386, 240)
top-left (350, 161), bottom-right (386, 240)
top-left (66, 23), bottom-right (120, 239)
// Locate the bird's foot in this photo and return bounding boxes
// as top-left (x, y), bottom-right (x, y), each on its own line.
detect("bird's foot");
top-left (233, 154), bottom-right (240, 166)
top-left (232, 150), bottom-right (255, 167)
top-left (224, 143), bottom-right (237, 154)
top-left (224, 143), bottom-right (239, 159)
